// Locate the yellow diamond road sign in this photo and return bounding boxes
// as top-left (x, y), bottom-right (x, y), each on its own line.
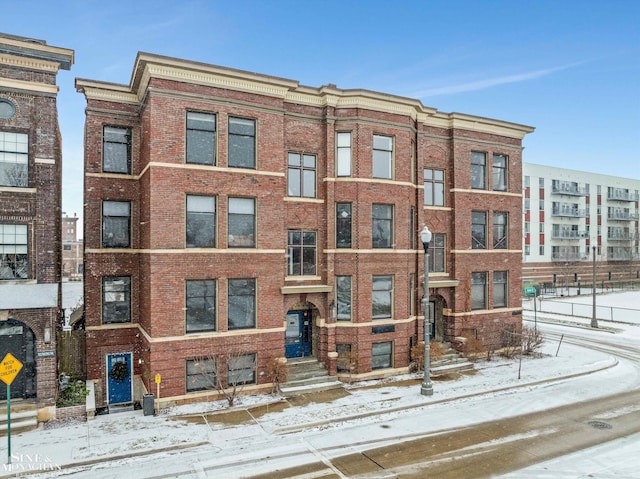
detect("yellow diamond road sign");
top-left (0, 353), bottom-right (23, 386)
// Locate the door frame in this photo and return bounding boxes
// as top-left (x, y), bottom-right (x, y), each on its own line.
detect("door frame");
top-left (284, 309), bottom-right (312, 359)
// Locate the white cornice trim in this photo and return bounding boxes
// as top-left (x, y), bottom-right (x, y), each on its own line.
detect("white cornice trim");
top-left (85, 248), bottom-right (286, 254)
top-left (0, 77), bottom-right (58, 95)
top-left (451, 188), bottom-right (523, 198)
top-left (0, 53), bottom-right (60, 72)
top-left (34, 157), bottom-right (55, 164)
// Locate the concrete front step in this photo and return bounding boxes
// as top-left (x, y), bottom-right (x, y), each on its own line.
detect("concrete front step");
top-left (431, 361), bottom-right (475, 376)
top-left (0, 409), bottom-right (38, 436)
top-left (282, 358), bottom-right (344, 396)
top-left (280, 379), bottom-right (344, 396)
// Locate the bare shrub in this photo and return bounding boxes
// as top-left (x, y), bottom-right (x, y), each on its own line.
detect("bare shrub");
top-left (521, 326), bottom-right (545, 356)
top-left (266, 357), bottom-right (287, 394)
top-left (190, 351), bottom-right (257, 407)
top-left (410, 341), bottom-right (445, 372)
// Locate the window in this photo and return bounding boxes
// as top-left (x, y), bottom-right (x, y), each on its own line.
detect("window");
top-left (410, 207), bottom-right (415, 250)
top-left (0, 132), bottom-right (28, 187)
top-left (287, 152), bottom-right (316, 197)
top-left (372, 134), bottom-right (393, 179)
top-left (372, 341), bottom-right (393, 370)
top-left (228, 117), bottom-right (255, 168)
top-left (372, 204), bottom-right (393, 248)
top-left (493, 271), bottom-right (507, 308)
top-left (0, 99), bottom-right (16, 119)
top-left (336, 132), bottom-right (351, 176)
top-left (424, 169), bottom-right (445, 206)
top-left (539, 178), bottom-right (544, 188)
top-left (525, 245), bottom-right (530, 256)
top-left (336, 276), bottom-right (352, 321)
top-left (287, 230), bottom-right (316, 276)
top-left (228, 197), bottom-right (255, 247)
top-left (102, 201), bottom-right (131, 248)
top-left (471, 272), bottom-right (487, 310)
top-left (186, 195), bottom-right (215, 248)
top-left (430, 233), bottom-right (445, 273)
top-left (471, 151), bottom-right (486, 189)
top-left (227, 353), bottom-right (256, 385)
top-left (336, 203), bottom-right (352, 248)
top-left (492, 154), bottom-right (507, 191)
top-left (493, 212), bottom-right (508, 249)
top-left (539, 245), bottom-right (544, 255)
top-left (524, 176), bottom-right (530, 188)
top-left (372, 275), bottom-right (393, 319)
top-left (186, 112), bottom-right (216, 165)
top-left (63, 244), bottom-right (71, 251)
top-left (0, 224), bottom-right (27, 279)
top-left (103, 126), bottom-right (131, 174)
top-left (228, 278), bottom-right (256, 329)
top-left (102, 276), bottom-right (131, 323)
top-left (186, 358), bottom-right (216, 392)
top-left (472, 211), bottom-right (487, 249)
top-left (409, 274), bottom-right (415, 316)
top-left (186, 280), bottom-right (216, 333)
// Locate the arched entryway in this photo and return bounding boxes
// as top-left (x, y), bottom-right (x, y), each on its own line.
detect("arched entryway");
top-left (0, 318), bottom-right (37, 400)
top-left (285, 302), bottom-right (317, 359)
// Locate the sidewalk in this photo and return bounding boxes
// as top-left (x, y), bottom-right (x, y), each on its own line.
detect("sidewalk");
top-left (1, 318), bottom-right (618, 477)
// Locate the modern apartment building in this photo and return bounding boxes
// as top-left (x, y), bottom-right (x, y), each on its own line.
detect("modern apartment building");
top-left (77, 52), bottom-right (533, 408)
top-left (523, 163), bottom-right (640, 288)
top-left (0, 33), bottom-right (73, 406)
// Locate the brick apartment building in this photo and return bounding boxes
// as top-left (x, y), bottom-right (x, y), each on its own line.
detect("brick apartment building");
top-left (77, 52), bottom-right (533, 408)
top-left (62, 212), bottom-right (83, 279)
top-left (0, 33), bottom-right (73, 407)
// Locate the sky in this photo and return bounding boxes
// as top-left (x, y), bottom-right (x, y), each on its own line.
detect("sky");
top-left (3, 0), bottom-right (639, 229)
top-left (8, 290), bottom-right (640, 477)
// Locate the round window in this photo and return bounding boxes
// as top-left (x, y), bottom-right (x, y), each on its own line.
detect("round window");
top-left (0, 99), bottom-right (16, 119)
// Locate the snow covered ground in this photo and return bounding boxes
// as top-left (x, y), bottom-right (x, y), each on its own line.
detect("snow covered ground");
top-left (3, 289), bottom-right (639, 478)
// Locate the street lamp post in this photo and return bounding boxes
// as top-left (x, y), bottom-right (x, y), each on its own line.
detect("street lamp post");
top-left (591, 245), bottom-right (598, 328)
top-left (420, 225), bottom-right (433, 396)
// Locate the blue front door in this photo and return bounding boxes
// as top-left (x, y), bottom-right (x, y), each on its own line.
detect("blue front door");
top-left (285, 311), bottom-right (311, 358)
top-left (107, 353), bottom-right (132, 404)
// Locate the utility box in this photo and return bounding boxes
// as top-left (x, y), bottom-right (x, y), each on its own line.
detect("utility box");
top-left (143, 394), bottom-right (155, 416)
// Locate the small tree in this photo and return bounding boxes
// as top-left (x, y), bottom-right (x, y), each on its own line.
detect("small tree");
top-left (521, 326), bottom-right (545, 356)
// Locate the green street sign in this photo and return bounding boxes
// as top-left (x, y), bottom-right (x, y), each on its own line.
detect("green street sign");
top-left (524, 287), bottom-right (536, 297)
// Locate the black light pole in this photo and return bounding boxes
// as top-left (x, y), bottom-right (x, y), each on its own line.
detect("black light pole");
top-left (420, 225), bottom-right (433, 396)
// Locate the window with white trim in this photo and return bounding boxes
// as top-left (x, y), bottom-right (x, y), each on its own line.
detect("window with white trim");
top-left (0, 132), bottom-right (28, 187)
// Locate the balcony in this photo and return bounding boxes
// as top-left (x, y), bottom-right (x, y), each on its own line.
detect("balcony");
top-left (551, 183), bottom-right (586, 197)
top-left (608, 211), bottom-right (639, 221)
top-left (551, 230), bottom-right (587, 240)
top-left (551, 206), bottom-right (586, 218)
top-left (551, 252), bottom-right (585, 262)
top-left (607, 190), bottom-right (638, 202)
top-left (608, 252), bottom-right (633, 261)
top-left (607, 233), bottom-right (634, 241)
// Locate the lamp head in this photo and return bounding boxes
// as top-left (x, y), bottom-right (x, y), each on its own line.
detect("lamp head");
top-left (420, 225), bottom-right (432, 253)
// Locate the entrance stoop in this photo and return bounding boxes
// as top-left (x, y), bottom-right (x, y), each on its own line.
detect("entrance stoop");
top-left (0, 399), bottom-right (38, 436)
top-left (280, 358), bottom-right (343, 397)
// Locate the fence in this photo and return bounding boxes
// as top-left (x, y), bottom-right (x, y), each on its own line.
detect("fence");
top-left (57, 330), bottom-right (86, 379)
top-left (527, 298), bottom-right (640, 325)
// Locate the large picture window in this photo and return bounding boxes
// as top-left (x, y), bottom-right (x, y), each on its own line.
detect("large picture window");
top-left (372, 275), bottom-right (393, 319)
top-left (336, 275), bottom-right (352, 321)
top-left (493, 212), bottom-right (508, 249)
top-left (0, 131), bottom-right (28, 187)
top-left (228, 278), bottom-right (256, 329)
top-left (372, 134), bottom-right (393, 179)
top-left (102, 276), bottom-right (131, 323)
top-left (103, 126), bottom-right (131, 174)
top-left (0, 224), bottom-right (27, 279)
top-left (372, 341), bottom-right (393, 370)
top-left (471, 272), bottom-right (487, 310)
top-left (186, 195), bottom-right (216, 248)
top-left (471, 151), bottom-right (486, 189)
top-left (493, 271), bottom-right (507, 308)
top-left (102, 201), bottom-right (131, 248)
top-left (227, 353), bottom-right (256, 385)
top-left (424, 169), bottom-right (445, 206)
top-left (492, 153), bottom-right (507, 191)
top-left (228, 197), bottom-right (255, 247)
top-left (186, 280), bottom-right (216, 333)
top-left (287, 230), bottom-right (316, 276)
top-left (372, 204), bottom-right (393, 248)
top-left (186, 358), bottom-right (216, 392)
top-left (228, 117), bottom-right (255, 168)
top-left (336, 203), bottom-right (352, 248)
top-left (186, 112), bottom-right (216, 165)
top-left (287, 152), bottom-right (316, 198)
top-left (336, 132), bottom-right (352, 177)
top-left (472, 211), bottom-right (487, 249)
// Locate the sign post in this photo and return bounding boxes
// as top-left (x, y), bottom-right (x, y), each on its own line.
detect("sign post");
top-left (155, 374), bottom-right (161, 415)
top-left (0, 353), bottom-right (24, 465)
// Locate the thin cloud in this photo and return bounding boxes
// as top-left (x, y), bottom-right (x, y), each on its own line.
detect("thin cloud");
top-left (412, 62), bottom-right (585, 98)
